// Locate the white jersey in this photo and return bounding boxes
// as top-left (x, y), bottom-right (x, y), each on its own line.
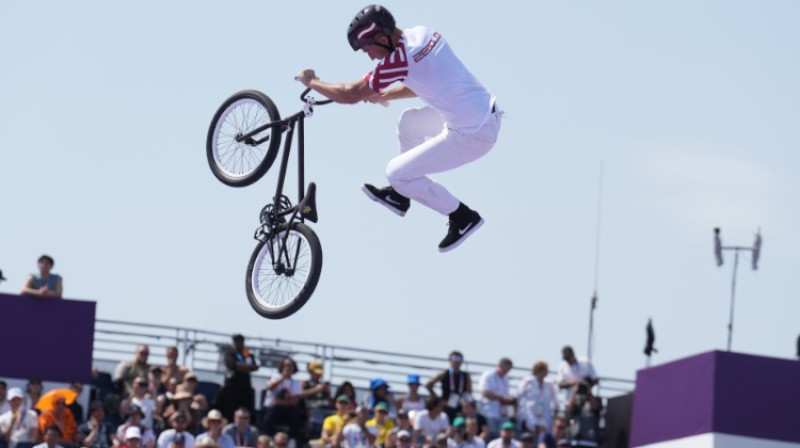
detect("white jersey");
top-left (364, 26), bottom-right (493, 133)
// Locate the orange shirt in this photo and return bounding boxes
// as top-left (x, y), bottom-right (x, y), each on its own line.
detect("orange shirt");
top-left (38, 409), bottom-right (77, 442)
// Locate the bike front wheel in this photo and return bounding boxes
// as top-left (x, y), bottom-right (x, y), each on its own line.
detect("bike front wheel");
top-left (246, 222), bottom-right (323, 319)
top-left (207, 90), bottom-right (282, 187)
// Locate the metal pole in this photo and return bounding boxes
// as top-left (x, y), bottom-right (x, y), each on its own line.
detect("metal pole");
top-left (727, 250), bottom-right (740, 351)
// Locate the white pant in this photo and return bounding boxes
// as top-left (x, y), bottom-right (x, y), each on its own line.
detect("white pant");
top-left (385, 105), bottom-right (501, 215)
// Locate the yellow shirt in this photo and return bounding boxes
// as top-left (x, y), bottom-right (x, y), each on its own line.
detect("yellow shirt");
top-left (365, 418), bottom-right (395, 445)
top-left (320, 414), bottom-right (353, 444)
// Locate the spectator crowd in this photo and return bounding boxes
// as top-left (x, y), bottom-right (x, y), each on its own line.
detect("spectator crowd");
top-left (1, 336), bottom-right (603, 448)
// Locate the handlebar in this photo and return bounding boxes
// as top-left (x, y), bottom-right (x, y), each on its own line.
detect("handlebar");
top-left (300, 88), bottom-right (333, 106)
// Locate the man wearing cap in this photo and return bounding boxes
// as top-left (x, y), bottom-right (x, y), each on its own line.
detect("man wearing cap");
top-left (319, 395), bottom-right (354, 447)
top-left (121, 427), bottom-right (143, 448)
top-left (398, 375), bottom-right (425, 413)
top-left (301, 360), bottom-right (332, 441)
top-left (365, 402), bottom-right (395, 446)
top-left (426, 351), bottom-right (472, 422)
top-left (394, 430), bottom-right (412, 448)
top-left (518, 433), bottom-right (535, 448)
top-left (196, 410), bottom-right (234, 448)
top-left (479, 359), bottom-right (515, 442)
top-left (77, 401), bottom-right (113, 448)
top-left (486, 422), bottom-right (519, 448)
top-left (114, 405), bottom-right (156, 448)
top-left (0, 387), bottom-right (40, 448)
top-left (156, 411), bottom-right (195, 448)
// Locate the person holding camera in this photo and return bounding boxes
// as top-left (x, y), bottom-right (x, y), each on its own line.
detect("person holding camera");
top-left (555, 347), bottom-right (598, 407)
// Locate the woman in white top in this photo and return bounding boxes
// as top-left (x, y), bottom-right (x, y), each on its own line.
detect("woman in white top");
top-left (515, 362), bottom-right (558, 438)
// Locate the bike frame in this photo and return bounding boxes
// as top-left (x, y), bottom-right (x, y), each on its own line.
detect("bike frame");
top-left (237, 89), bottom-right (331, 246)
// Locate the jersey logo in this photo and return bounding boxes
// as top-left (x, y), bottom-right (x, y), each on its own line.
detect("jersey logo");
top-left (413, 32), bottom-right (441, 63)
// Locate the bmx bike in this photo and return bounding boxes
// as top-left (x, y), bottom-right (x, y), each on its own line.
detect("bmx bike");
top-left (206, 88), bottom-right (332, 319)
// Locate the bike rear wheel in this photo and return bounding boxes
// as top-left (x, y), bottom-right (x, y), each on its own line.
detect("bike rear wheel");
top-left (207, 90), bottom-right (281, 187)
top-left (246, 222), bottom-right (323, 319)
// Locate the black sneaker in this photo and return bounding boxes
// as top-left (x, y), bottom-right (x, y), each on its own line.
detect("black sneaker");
top-left (361, 184), bottom-right (410, 217)
top-left (438, 208), bottom-right (484, 252)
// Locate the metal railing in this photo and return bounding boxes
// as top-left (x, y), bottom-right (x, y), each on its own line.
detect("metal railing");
top-left (93, 319), bottom-right (634, 403)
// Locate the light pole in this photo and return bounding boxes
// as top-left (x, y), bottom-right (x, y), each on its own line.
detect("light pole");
top-left (714, 227), bottom-right (762, 351)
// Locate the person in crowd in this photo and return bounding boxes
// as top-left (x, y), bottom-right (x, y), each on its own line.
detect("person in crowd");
top-left (555, 347), bottom-right (598, 405)
top-left (319, 396), bottom-right (353, 447)
top-left (564, 379), bottom-right (601, 446)
top-left (119, 427), bottom-right (143, 448)
top-left (26, 379), bottom-right (44, 414)
top-left (395, 430), bottom-right (412, 448)
top-left (516, 362), bottom-right (558, 439)
top-left (478, 359), bottom-right (515, 441)
top-left (255, 434), bottom-right (271, 448)
top-left (0, 387), bottom-right (40, 448)
top-left (167, 433), bottom-right (187, 448)
top-left (195, 410), bottom-right (234, 448)
top-left (261, 357), bottom-right (302, 440)
top-left (486, 422), bottom-right (519, 448)
top-left (362, 379), bottom-right (398, 419)
top-left (214, 335), bottom-right (258, 421)
top-left (398, 375), bottom-right (425, 414)
top-left (458, 398), bottom-right (488, 442)
top-left (181, 374), bottom-right (208, 413)
top-left (38, 392), bottom-right (79, 448)
top-left (271, 433), bottom-right (289, 448)
top-left (536, 416), bottom-right (567, 448)
top-left (161, 385), bottom-right (198, 435)
top-left (156, 412), bottom-right (195, 448)
top-left (462, 418), bottom-right (486, 448)
top-left (365, 402), bottom-right (395, 446)
top-left (78, 401), bottom-right (113, 448)
top-left (339, 406), bottom-right (374, 448)
top-left (518, 433), bottom-right (535, 448)
top-left (66, 383), bottom-right (85, 425)
top-left (21, 254), bottom-right (63, 298)
top-left (413, 398), bottom-right (449, 446)
top-left (114, 405), bottom-right (156, 448)
top-left (0, 381), bottom-right (10, 415)
top-left (332, 383), bottom-right (356, 414)
top-left (114, 345), bottom-right (152, 398)
top-left (120, 377), bottom-right (158, 431)
top-left (34, 425), bottom-right (65, 448)
top-left (387, 409), bottom-right (412, 442)
top-left (161, 347), bottom-right (189, 387)
top-left (426, 351), bottom-right (472, 422)
top-left (446, 417), bottom-right (483, 448)
top-left (301, 361), bottom-right (332, 441)
top-left (222, 407), bottom-right (260, 448)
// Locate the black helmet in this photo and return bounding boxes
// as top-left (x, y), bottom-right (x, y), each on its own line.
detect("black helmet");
top-left (347, 4), bottom-right (396, 51)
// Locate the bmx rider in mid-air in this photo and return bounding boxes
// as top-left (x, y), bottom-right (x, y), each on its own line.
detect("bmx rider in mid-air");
top-left (297, 4), bottom-right (502, 252)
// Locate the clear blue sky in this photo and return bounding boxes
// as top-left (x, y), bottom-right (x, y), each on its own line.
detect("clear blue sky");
top-left (2, 1), bottom-right (799, 384)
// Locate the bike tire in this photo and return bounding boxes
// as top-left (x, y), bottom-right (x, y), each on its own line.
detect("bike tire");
top-left (245, 222), bottom-right (323, 319)
top-left (206, 90), bottom-right (282, 187)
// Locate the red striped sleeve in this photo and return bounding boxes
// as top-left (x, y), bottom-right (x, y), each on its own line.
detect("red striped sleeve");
top-left (364, 43), bottom-right (409, 93)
